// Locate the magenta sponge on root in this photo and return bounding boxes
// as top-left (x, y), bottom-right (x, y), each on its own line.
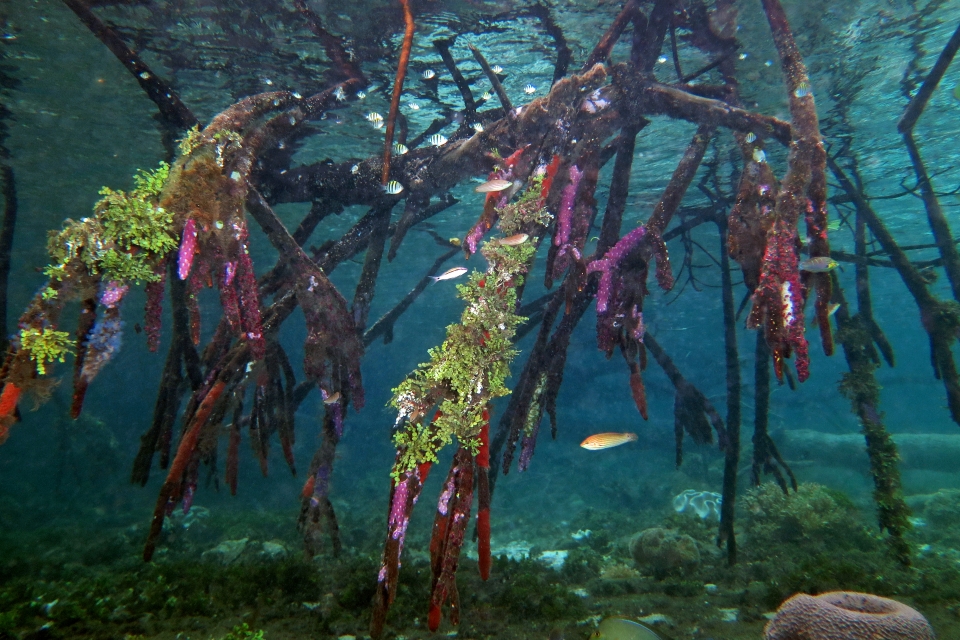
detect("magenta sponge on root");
top-left (764, 591), bottom-right (935, 640)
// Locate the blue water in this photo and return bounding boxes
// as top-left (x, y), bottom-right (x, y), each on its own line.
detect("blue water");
top-left (2, 1), bottom-right (960, 639)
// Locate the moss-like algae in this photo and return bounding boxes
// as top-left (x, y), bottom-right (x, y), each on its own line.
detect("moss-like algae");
top-left (17, 327), bottom-right (73, 376)
top-left (44, 163), bottom-right (175, 287)
top-left (389, 183), bottom-right (549, 476)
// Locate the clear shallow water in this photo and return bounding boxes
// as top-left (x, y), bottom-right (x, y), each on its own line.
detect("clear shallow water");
top-left (2, 0), bottom-right (960, 639)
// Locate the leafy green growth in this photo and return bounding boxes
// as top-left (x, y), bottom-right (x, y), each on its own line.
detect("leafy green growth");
top-left (19, 327), bottom-right (73, 375)
top-left (178, 124), bottom-right (203, 156)
top-left (213, 130), bottom-right (243, 146)
top-left (221, 623), bottom-right (265, 640)
top-left (44, 163), bottom-right (176, 285)
top-left (389, 182), bottom-right (550, 477)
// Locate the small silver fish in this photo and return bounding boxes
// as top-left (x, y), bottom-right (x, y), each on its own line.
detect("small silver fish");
top-left (491, 65), bottom-right (504, 74)
top-left (430, 266), bottom-right (468, 282)
top-left (394, 143), bottom-right (409, 155)
top-left (799, 256), bottom-right (839, 272)
top-left (524, 84), bottom-right (536, 95)
top-left (384, 180), bottom-right (404, 195)
top-left (752, 148), bottom-right (766, 163)
top-left (794, 81), bottom-right (811, 98)
top-left (422, 69), bottom-right (436, 80)
top-left (372, 120), bottom-right (384, 130)
top-left (480, 91), bottom-right (493, 101)
top-left (745, 132), bottom-right (757, 143)
top-left (475, 179), bottom-right (512, 193)
top-left (472, 122), bottom-right (484, 133)
top-left (407, 101), bottom-right (420, 110)
top-left (496, 233), bottom-right (529, 246)
top-left (366, 112), bottom-right (384, 123)
top-left (430, 134), bottom-right (448, 147)
top-left (356, 90), bottom-right (366, 99)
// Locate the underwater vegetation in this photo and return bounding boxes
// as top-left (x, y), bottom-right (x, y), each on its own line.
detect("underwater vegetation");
top-left (2, 0), bottom-right (960, 638)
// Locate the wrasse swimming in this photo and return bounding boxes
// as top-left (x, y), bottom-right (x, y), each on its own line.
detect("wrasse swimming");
top-left (430, 266), bottom-right (468, 282)
top-left (580, 432), bottom-right (638, 450)
top-left (475, 179), bottom-right (512, 193)
top-left (588, 617), bottom-right (662, 640)
top-left (799, 256), bottom-right (839, 272)
top-left (495, 233), bottom-right (529, 246)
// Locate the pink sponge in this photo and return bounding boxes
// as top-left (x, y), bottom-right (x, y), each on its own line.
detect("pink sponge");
top-left (765, 591), bottom-right (935, 640)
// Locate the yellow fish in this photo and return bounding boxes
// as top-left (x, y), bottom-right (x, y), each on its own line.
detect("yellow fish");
top-left (799, 256), bottom-right (839, 272)
top-left (323, 391), bottom-right (341, 405)
top-left (589, 617), bottom-right (662, 640)
top-left (580, 432), bottom-right (638, 451)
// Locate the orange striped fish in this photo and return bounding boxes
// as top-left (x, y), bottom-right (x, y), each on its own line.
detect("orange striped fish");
top-left (580, 432), bottom-right (638, 450)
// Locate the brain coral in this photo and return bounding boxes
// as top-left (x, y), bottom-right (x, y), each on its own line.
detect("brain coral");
top-left (764, 591), bottom-right (935, 640)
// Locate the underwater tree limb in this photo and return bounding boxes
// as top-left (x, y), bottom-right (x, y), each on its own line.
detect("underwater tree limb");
top-left (0, 163), bottom-right (16, 351)
top-left (364, 246), bottom-right (460, 346)
top-left (469, 44), bottom-right (512, 113)
top-left (896, 22), bottom-right (960, 300)
top-left (643, 333), bottom-right (725, 467)
top-left (299, 407), bottom-right (344, 556)
top-left (897, 20), bottom-right (960, 134)
top-left (647, 124), bottom-right (715, 235)
top-left (246, 190), bottom-right (364, 403)
top-left (717, 219), bottom-right (741, 565)
top-left (382, 0), bottom-right (416, 185)
top-left (388, 192), bottom-right (458, 261)
top-left (61, 0), bottom-right (197, 139)
top-left (434, 37), bottom-right (477, 115)
top-left (293, 0), bottom-right (366, 85)
top-left (527, 3), bottom-right (571, 85)
top-left (351, 204), bottom-right (393, 334)
top-left (854, 201), bottom-right (894, 367)
top-left (373, 185), bottom-right (545, 635)
top-left (828, 155), bottom-right (960, 426)
top-left (625, 81), bottom-right (792, 146)
top-left (751, 332), bottom-right (796, 492)
top-left (144, 377), bottom-right (231, 561)
top-left (830, 272), bottom-right (912, 565)
top-left (582, 0), bottom-right (640, 70)
top-left (491, 282), bottom-right (564, 482)
top-left (596, 124), bottom-right (644, 255)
